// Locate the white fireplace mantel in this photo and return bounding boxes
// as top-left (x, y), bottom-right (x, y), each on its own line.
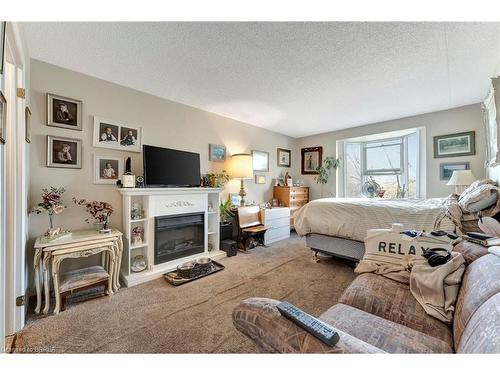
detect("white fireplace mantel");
top-left (118, 187), bottom-right (224, 287)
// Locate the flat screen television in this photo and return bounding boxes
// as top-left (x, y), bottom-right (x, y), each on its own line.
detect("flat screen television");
top-left (143, 145), bottom-right (201, 187)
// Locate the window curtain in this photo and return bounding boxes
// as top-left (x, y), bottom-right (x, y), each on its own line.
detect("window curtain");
top-left (482, 77), bottom-right (500, 167)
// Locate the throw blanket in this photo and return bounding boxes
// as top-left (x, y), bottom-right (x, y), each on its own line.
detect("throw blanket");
top-left (294, 198), bottom-right (455, 242)
top-left (356, 228), bottom-right (465, 323)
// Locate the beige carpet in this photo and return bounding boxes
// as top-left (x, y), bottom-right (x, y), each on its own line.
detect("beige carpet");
top-left (14, 235), bottom-right (355, 353)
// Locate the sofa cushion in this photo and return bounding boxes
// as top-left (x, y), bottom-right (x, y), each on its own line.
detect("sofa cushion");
top-left (320, 303), bottom-right (453, 353)
top-left (453, 254), bottom-right (500, 349)
top-left (339, 273), bottom-right (453, 344)
top-left (453, 240), bottom-right (488, 265)
top-left (456, 293), bottom-right (500, 353)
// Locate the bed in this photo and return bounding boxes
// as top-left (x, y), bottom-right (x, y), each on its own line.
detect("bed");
top-left (294, 197), bottom-right (456, 262)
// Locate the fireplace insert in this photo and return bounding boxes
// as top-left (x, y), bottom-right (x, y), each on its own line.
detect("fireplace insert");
top-left (154, 212), bottom-right (205, 264)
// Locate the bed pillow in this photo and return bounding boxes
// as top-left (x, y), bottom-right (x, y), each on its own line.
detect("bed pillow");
top-left (458, 179), bottom-right (499, 213)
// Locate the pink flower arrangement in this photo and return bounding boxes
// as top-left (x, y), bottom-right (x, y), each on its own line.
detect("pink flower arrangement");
top-left (31, 186), bottom-right (66, 216)
top-left (72, 198), bottom-right (114, 224)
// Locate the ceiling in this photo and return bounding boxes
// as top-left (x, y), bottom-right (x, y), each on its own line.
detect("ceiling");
top-left (22, 22), bottom-right (500, 138)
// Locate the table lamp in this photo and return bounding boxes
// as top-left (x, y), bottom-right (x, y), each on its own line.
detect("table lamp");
top-left (446, 170), bottom-right (476, 194)
top-left (229, 153), bottom-right (253, 206)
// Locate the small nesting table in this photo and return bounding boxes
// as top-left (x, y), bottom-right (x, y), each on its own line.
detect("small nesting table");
top-left (33, 229), bottom-right (123, 315)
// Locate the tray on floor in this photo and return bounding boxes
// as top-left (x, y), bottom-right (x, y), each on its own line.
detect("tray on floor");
top-left (164, 260), bottom-right (225, 286)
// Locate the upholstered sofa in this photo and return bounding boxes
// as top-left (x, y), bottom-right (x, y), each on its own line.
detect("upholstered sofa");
top-left (232, 241), bottom-right (500, 353)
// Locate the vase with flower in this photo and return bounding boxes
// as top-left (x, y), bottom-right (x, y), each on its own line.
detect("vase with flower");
top-left (31, 186), bottom-right (70, 241)
top-left (73, 198), bottom-right (114, 233)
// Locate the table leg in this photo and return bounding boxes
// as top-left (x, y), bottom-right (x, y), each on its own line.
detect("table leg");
top-left (42, 253), bottom-right (51, 314)
top-left (106, 247), bottom-right (115, 296)
top-left (34, 249), bottom-right (42, 314)
top-left (52, 256), bottom-right (62, 315)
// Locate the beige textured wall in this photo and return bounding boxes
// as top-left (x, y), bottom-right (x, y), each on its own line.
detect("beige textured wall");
top-left (294, 104), bottom-right (486, 200)
top-left (28, 60), bottom-right (296, 241)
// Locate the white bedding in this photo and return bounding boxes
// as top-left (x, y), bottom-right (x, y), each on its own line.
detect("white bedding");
top-left (294, 197), bottom-right (455, 242)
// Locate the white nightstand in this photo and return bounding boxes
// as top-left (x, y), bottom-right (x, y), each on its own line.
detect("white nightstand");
top-left (260, 207), bottom-right (291, 245)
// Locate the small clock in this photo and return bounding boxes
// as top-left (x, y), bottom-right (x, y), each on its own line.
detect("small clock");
top-left (136, 175), bottom-right (145, 188)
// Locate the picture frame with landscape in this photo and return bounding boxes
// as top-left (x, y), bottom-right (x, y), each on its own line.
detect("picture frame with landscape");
top-left (433, 131), bottom-right (475, 158)
top-left (277, 148), bottom-right (291, 167)
top-left (209, 144), bottom-right (226, 162)
top-left (94, 154), bottom-right (124, 184)
top-left (46, 135), bottom-right (82, 169)
top-left (47, 93), bottom-right (83, 131)
top-left (93, 116), bottom-right (142, 153)
top-left (440, 162), bottom-right (470, 181)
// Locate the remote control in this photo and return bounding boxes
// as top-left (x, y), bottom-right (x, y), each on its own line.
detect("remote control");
top-left (277, 301), bottom-right (340, 347)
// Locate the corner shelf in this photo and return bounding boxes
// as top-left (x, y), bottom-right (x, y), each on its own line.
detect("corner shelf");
top-left (130, 243), bottom-right (149, 250)
top-left (130, 218), bottom-right (148, 223)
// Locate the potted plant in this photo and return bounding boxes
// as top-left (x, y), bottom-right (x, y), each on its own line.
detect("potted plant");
top-left (73, 198), bottom-right (114, 233)
top-left (219, 196), bottom-right (234, 223)
top-left (31, 186), bottom-right (69, 240)
top-left (205, 170), bottom-right (230, 188)
top-left (314, 157), bottom-right (341, 197)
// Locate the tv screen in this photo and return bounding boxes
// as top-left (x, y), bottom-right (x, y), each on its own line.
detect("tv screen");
top-left (143, 145), bottom-right (201, 187)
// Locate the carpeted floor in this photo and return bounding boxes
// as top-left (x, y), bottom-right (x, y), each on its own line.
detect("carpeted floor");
top-left (13, 235), bottom-right (355, 353)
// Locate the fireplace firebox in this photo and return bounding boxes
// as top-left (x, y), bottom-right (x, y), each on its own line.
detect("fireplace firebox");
top-left (154, 212), bottom-right (205, 264)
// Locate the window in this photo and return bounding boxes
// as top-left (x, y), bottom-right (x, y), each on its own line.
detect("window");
top-left (342, 131), bottom-right (420, 198)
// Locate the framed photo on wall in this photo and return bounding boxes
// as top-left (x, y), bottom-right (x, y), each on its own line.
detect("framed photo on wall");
top-left (94, 154), bottom-right (124, 184)
top-left (46, 135), bottom-right (82, 169)
top-left (440, 162), bottom-right (470, 181)
top-left (252, 150), bottom-right (269, 172)
top-left (25, 106), bottom-right (31, 143)
top-left (301, 146), bottom-right (322, 174)
top-left (0, 90), bottom-right (6, 144)
top-left (93, 116), bottom-right (142, 153)
top-left (255, 175), bottom-right (266, 184)
top-left (209, 144), bottom-right (226, 162)
top-left (277, 148), bottom-right (291, 167)
top-left (433, 131), bottom-right (475, 158)
top-left (47, 93), bottom-right (83, 131)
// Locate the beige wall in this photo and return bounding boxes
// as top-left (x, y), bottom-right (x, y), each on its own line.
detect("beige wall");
top-left (28, 59), bottom-right (296, 240)
top-left (294, 104), bottom-right (486, 200)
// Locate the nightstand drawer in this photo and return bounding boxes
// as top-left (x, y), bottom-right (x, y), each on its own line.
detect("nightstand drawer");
top-left (264, 226), bottom-right (290, 245)
top-left (265, 216), bottom-right (290, 230)
top-left (261, 207), bottom-right (290, 221)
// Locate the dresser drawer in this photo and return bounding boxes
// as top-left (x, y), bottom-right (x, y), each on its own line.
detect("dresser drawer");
top-left (264, 216), bottom-right (290, 230)
top-left (290, 187), bottom-right (309, 195)
top-left (261, 207), bottom-right (290, 221)
top-left (264, 226), bottom-right (290, 245)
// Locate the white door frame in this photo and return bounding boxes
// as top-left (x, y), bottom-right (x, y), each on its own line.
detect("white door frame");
top-left (2, 22), bottom-right (28, 342)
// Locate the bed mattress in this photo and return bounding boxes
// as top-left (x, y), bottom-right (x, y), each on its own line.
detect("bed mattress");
top-left (294, 197), bottom-right (455, 242)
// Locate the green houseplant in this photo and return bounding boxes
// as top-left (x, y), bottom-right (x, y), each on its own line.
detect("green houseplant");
top-left (206, 170), bottom-right (230, 188)
top-left (314, 157), bottom-right (341, 197)
top-left (219, 196), bottom-right (234, 223)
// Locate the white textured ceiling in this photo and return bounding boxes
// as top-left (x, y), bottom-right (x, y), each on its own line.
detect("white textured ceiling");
top-left (23, 22), bottom-right (500, 138)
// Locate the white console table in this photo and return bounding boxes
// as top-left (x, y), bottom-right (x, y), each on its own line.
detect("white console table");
top-left (118, 187), bottom-right (226, 287)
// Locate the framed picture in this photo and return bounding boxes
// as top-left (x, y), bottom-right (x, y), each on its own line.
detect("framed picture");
top-left (0, 91), bottom-right (6, 145)
top-left (252, 150), bottom-right (269, 172)
top-left (46, 135), bottom-right (82, 169)
top-left (433, 131), bottom-right (475, 158)
top-left (277, 148), bottom-right (291, 167)
top-left (47, 93), bottom-right (83, 131)
top-left (0, 22), bottom-right (5, 75)
top-left (94, 154), bottom-right (124, 184)
top-left (440, 162), bottom-right (470, 181)
top-left (93, 116), bottom-right (142, 153)
top-left (301, 146), bottom-right (322, 174)
top-left (209, 144), bottom-right (226, 162)
top-left (255, 175), bottom-right (266, 184)
top-left (25, 106), bottom-right (31, 143)
top-left (230, 193), bottom-right (241, 207)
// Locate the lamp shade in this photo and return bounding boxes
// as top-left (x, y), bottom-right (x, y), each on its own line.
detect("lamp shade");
top-left (446, 170), bottom-right (476, 186)
top-left (229, 153), bottom-right (253, 179)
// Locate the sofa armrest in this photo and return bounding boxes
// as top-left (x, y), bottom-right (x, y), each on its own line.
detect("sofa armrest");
top-left (232, 297), bottom-right (385, 353)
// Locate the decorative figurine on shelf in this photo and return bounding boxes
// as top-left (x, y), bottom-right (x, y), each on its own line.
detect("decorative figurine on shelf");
top-left (131, 202), bottom-right (144, 220)
top-left (31, 186), bottom-right (71, 241)
top-left (131, 226), bottom-right (144, 246)
top-left (72, 197), bottom-right (114, 233)
top-left (122, 157), bottom-right (135, 188)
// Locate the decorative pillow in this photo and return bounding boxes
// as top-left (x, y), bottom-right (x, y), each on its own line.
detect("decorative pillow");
top-left (458, 179), bottom-right (500, 213)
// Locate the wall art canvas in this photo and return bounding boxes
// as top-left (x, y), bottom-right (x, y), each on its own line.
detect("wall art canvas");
top-left (277, 148), bottom-right (291, 167)
top-left (209, 144), bottom-right (226, 162)
top-left (252, 150), bottom-right (269, 172)
top-left (301, 146), bottom-right (322, 174)
top-left (93, 116), bottom-right (142, 153)
top-left (440, 162), bottom-right (470, 181)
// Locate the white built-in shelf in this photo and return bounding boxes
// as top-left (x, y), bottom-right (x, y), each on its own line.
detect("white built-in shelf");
top-left (207, 211), bottom-right (218, 215)
top-left (130, 243), bottom-right (149, 250)
top-left (130, 218), bottom-right (148, 223)
top-left (207, 231), bottom-right (217, 235)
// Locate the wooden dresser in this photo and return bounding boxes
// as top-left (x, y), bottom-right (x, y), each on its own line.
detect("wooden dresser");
top-left (273, 186), bottom-right (309, 228)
